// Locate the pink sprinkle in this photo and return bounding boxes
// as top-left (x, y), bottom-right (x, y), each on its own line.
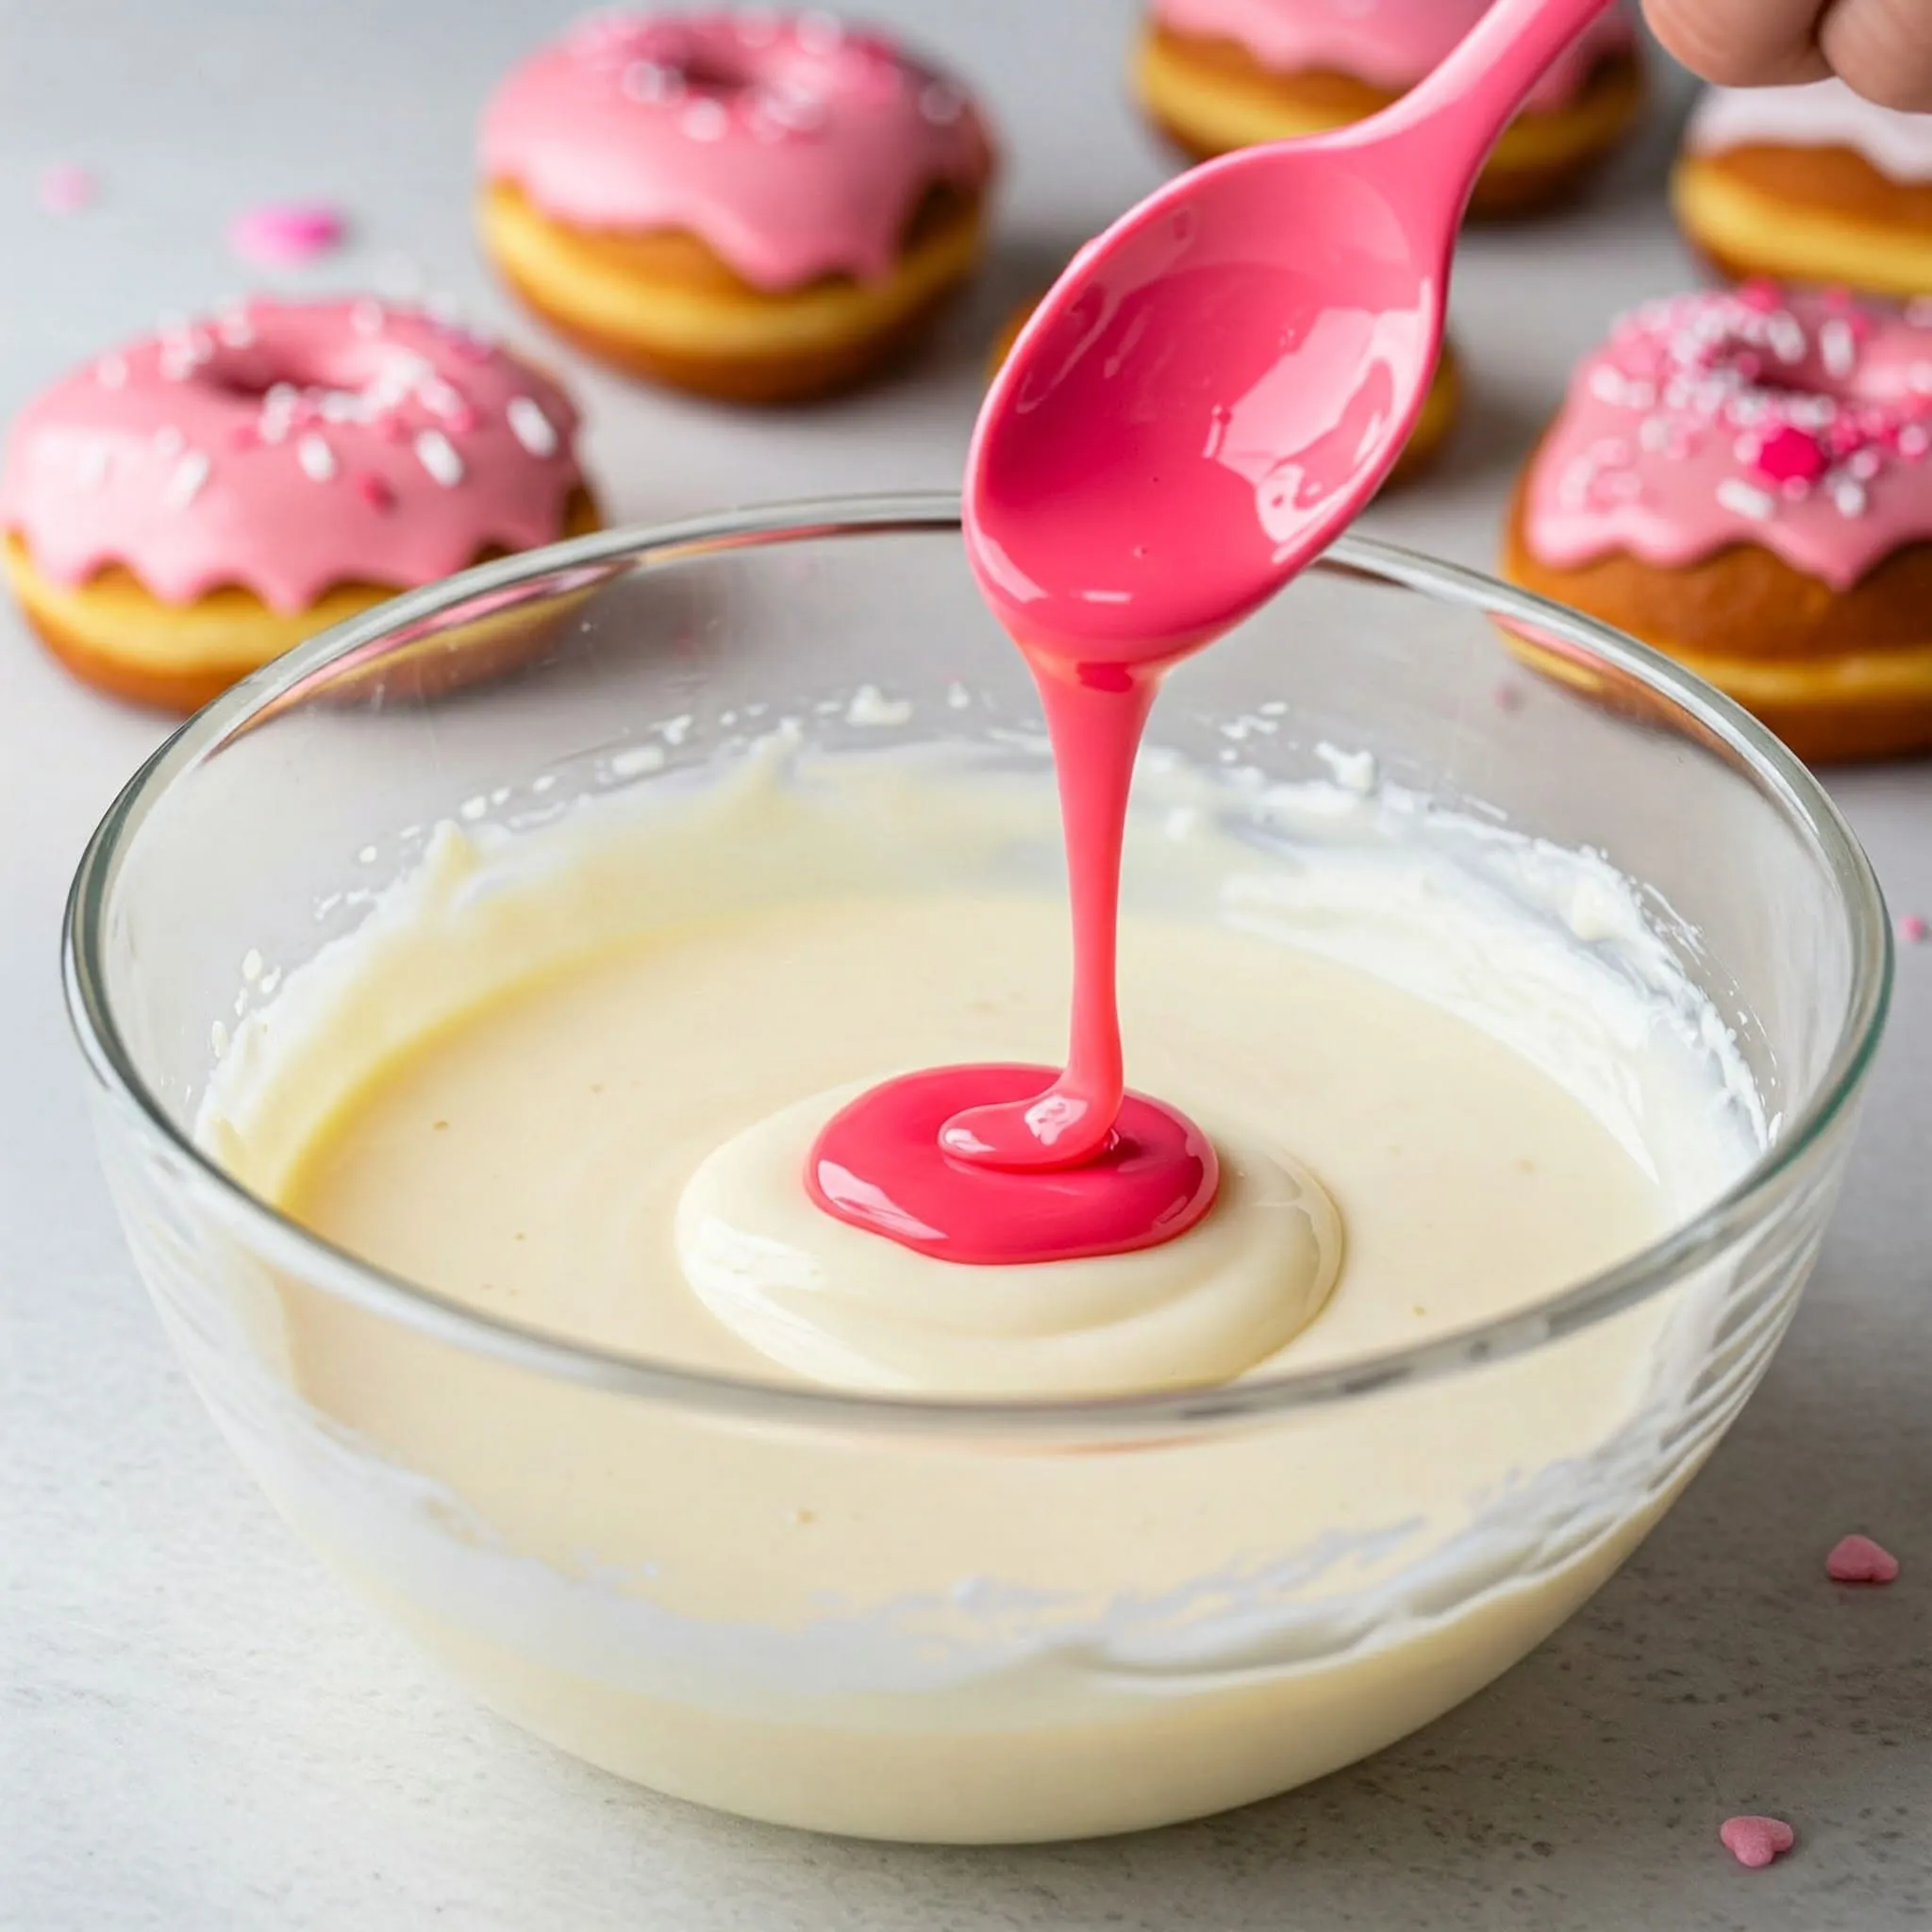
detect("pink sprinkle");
top-left (39, 163), bottom-right (95, 214)
top-left (1901, 914), bottom-right (1929, 944)
top-left (1754, 425), bottom-right (1827, 486)
top-left (1721, 1816), bottom-right (1794, 1869)
top-left (1826, 1533), bottom-right (1901, 1583)
top-left (1493, 681), bottom-right (1525, 713)
top-left (354, 473), bottom-right (395, 512)
top-left (227, 200), bottom-right (348, 267)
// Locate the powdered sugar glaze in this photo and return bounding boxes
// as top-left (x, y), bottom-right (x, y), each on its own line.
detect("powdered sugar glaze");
top-left (0, 297), bottom-right (584, 612)
top-left (1153, 0), bottom-right (1632, 110)
top-left (1688, 78), bottom-right (1932, 185)
top-left (1523, 285), bottom-right (1932, 591)
top-left (480, 9), bottom-right (994, 290)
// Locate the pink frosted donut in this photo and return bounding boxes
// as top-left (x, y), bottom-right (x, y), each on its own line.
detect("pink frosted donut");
top-left (1137, 0), bottom-right (1644, 217)
top-left (477, 9), bottom-right (997, 401)
top-left (1504, 283), bottom-right (1932, 762)
top-left (0, 296), bottom-right (596, 711)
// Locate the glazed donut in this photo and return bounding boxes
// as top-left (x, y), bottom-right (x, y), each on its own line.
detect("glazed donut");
top-left (1134, 0), bottom-right (1643, 219)
top-left (478, 9), bottom-right (996, 403)
top-left (0, 298), bottom-right (596, 713)
top-left (1674, 81), bottom-right (1932, 300)
top-left (987, 296), bottom-right (1462, 487)
top-left (1501, 284), bottom-right (1932, 763)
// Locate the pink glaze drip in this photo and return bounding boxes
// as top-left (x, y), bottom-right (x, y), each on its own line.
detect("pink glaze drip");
top-left (1522, 285), bottom-right (1932, 592)
top-left (808, 1066), bottom-right (1219, 1263)
top-left (1154, 0), bottom-right (1633, 111)
top-left (479, 9), bottom-right (994, 291)
top-left (0, 297), bottom-right (584, 612)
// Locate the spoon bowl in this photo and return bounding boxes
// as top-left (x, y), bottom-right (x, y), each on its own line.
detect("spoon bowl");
top-left (967, 0), bottom-right (1618, 660)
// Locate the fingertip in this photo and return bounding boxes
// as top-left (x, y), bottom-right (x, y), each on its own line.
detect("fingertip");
top-left (1641, 0), bottom-right (1832, 88)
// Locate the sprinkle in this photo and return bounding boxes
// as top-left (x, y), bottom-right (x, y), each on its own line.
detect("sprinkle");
top-left (1716, 478), bottom-right (1775, 522)
top-left (682, 97), bottom-right (729, 141)
top-left (1850, 447), bottom-right (1882, 481)
top-left (227, 200), bottom-right (347, 267)
top-left (920, 80), bottom-right (965, 125)
top-left (623, 59), bottom-right (680, 102)
top-left (1493, 681), bottom-right (1524, 713)
top-left (414, 427), bottom-right (463, 487)
top-left (1826, 1533), bottom-right (1901, 1583)
top-left (350, 298), bottom-right (386, 337)
top-left (1902, 425), bottom-right (1930, 459)
top-left (1720, 1817), bottom-right (1794, 1870)
top-left (1754, 425), bottom-right (1826, 487)
top-left (296, 434), bottom-right (337, 482)
top-left (507, 395), bottom-right (559, 457)
top-left (1900, 913), bottom-right (1929, 944)
top-left (796, 8), bottom-right (843, 51)
top-left (1820, 318), bottom-right (1857, 380)
top-left (75, 441), bottom-right (109, 488)
top-left (1831, 478), bottom-right (1868, 518)
top-left (39, 162), bottom-right (95, 214)
top-left (163, 450), bottom-right (211, 508)
top-left (354, 472), bottom-right (394, 512)
top-left (95, 355), bottom-right (127, 390)
top-left (217, 313), bottom-right (256, 347)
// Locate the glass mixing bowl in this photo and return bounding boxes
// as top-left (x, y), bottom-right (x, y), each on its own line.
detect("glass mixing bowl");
top-left (66, 497), bottom-right (1890, 1843)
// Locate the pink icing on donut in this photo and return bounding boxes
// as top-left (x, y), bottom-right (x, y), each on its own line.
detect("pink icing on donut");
top-left (479, 9), bottom-right (994, 290)
top-left (0, 297), bottom-right (584, 612)
top-left (1152, 0), bottom-right (1634, 112)
top-left (1522, 285), bottom-right (1932, 592)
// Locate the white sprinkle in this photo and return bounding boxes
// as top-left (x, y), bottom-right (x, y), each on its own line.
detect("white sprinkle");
top-left (163, 450), bottom-right (210, 508)
top-left (1768, 315), bottom-right (1806, 364)
top-left (1850, 448), bottom-right (1882, 481)
top-left (210, 1021), bottom-right (229, 1059)
top-left (218, 314), bottom-right (256, 347)
top-left (531, 773), bottom-right (558, 793)
top-left (507, 395), bottom-right (558, 458)
top-left (357, 845), bottom-right (378, 865)
top-left (458, 794), bottom-right (488, 821)
top-left (1903, 425), bottom-right (1931, 459)
top-left (796, 8), bottom-right (843, 51)
top-left (414, 428), bottom-right (464, 487)
top-left (1831, 478), bottom-right (1868, 518)
top-left (609, 744), bottom-right (665, 779)
top-left (1820, 319), bottom-right (1856, 380)
top-left (1716, 477), bottom-right (1775, 522)
top-left (623, 59), bottom-right (680, 102)
top-left (241, 948), bottom-right (264, 982)
top-left (296, 434), bottom-right (337, 481)
top-left (682, 97), bottom-right (729, 141)
top-left (658, 713), bottom-right (693, 745)
top-left (846, 684), bottom-right (912, 727)
top-left (946, 682), bottom-right (972, 709)
top-left (1639, 415), bottom-right (1672, 453)
top-left (920, 80), bottom-right (964, 125)
top-left (350, 299), bottom-right (385, 338)
top-left (95, 354), bottom-right (127, 390)
top-left (1732, 435), bottom-right (1761, 465)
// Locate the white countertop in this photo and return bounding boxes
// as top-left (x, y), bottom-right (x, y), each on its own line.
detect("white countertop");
top-left (5, 4), bottom-right (1931, 1926)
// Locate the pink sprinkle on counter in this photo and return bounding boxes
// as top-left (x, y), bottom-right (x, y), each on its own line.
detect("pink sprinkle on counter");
top-left (39, 164), bottom-right (95, 214)
top-left (1826, 1533), bottom-right (1901, 1584)
top-left (1900, 914), bottom-right (1929, 944)
top-left (228, 201), bottom-right (348, 267)
top-left (1720, 1815), bottom-right (1795, 1869)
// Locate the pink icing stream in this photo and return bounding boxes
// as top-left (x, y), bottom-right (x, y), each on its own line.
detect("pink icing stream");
top-left (0, 297), bottom-right (584, 612)
top-left (228, 202), bottom-right (348, 267)
top-left (480, 9), bottom-right (993, 291)
top-left (1154, 0), bottom-right (1632, 111)
top-left (1522, 284), bottom-right (1932, 592)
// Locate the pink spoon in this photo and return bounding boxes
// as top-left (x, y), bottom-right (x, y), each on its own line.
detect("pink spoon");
top-left (943, 0), bottom-right (1618, 1174)
top-left (808, 0), bottom-right (1616, 1262)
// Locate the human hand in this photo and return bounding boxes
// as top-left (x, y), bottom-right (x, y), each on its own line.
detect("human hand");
top-left (1645, 0), bottom-right (1932, 110)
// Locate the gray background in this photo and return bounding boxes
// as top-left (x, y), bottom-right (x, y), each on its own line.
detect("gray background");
top-left (3, 3), bottom-right (1928, 1926)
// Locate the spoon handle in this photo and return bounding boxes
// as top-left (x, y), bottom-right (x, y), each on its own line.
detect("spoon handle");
top-left (1356, 0), bottom-right (1621, 189)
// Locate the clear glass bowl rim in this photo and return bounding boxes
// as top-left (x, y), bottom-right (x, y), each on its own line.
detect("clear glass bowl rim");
top-left (63, 492), bottom-right (1893, 1443)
